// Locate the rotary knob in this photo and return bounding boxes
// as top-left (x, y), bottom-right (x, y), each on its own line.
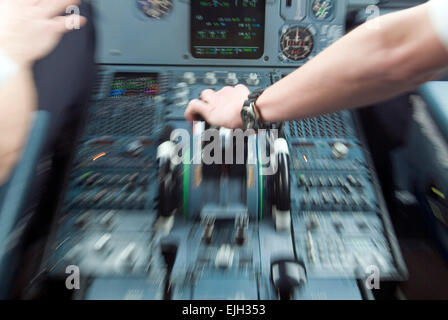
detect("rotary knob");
top-left (182, 72), bottom-right (196, 85)
top-left (332, 142), bottom-right (349, 159)
top-left (174, 82), bottom-right (189, 95)
top-left (246, 73), bottom-right (260, 86)
top-left (203, 72), bottom-right (217, 85)
top-left (225, 72), bottom-right (239, 85)
top-left (173, 82), bottom-right (190, 107)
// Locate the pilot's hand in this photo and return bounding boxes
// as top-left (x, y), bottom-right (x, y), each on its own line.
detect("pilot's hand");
top-left (0, 0), bottom-right (86, 67)
top-left (185, 84), bottom-right (250, 129)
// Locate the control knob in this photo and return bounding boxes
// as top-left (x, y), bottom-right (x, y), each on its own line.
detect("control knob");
top-left (271, 257), bottom-right (307, 300)
top-left (225, 72), bottom-right (239, 85)
top-left (332, 142), bottom-right (349, 159)
top-left (203, 72), bottom-right (217, 85)
top-left (246, 73), bottom-right (260, 86)
top-left (182, 72), bottom-right (196, 85)
top-left (174, 82), bottom-right (189, 94)
top-left (215, 245), bottom-right (235, 269)
top-left (173, 82), bottom-right (189, 107)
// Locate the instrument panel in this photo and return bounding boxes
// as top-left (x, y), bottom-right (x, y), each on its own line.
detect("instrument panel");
top-left (91, 0), bottom-right (347, 66)
top-left (190, 0), bottom-right (266, 59)
top-left (37, 65), bottom-right (407, 300)
top-left (31, 0), bottom-right (408, 300)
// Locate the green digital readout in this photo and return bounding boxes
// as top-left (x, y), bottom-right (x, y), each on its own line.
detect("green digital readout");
top-left (191, 0), bottom-right (266, 59)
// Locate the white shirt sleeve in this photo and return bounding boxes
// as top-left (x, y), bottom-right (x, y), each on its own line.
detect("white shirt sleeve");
top-left (0, 49), bottom-right (18, 87)
top-left (429, 0), bottom-right (448, 52)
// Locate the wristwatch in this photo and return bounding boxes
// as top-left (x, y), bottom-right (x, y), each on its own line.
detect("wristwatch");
top-left (0, 49), bottom-right (18, 87)
top-left (241, 89), bottom-right (265, 130)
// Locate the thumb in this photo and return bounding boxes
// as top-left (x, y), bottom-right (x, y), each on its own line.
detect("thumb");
top-left (185, 99), bottom-right (210, 122)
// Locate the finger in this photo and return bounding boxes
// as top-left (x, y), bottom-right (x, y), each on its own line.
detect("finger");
top-left (235, 84), bottom-right (250, 96)
top-left (216, 86), bottom-right (233, 94)
top-left (185, 99), bottom-right (210, 122)
top-left (200, 89), bottom-right (215, 102)
top-left (27, 0), bottom-right (42, 5)
top-left (18, 0), bottom-right (40, 5)
top-left (41, 0), bottom-right (81, 18)
top-left (49, 14), bottom-right (86, 33)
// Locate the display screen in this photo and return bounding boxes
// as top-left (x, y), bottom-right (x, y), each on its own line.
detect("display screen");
top-left (190, 0), bottom-right (266, 59)
top-left (109, 72), bottom-right (158, 97)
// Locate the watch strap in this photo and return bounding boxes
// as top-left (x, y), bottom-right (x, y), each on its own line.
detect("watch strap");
top-left (242, 89), bottom-right (265, 130)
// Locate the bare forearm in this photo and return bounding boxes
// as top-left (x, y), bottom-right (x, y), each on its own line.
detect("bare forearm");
top-left (0, 67), bottom-right (36, 184)
top-left (257, 3), bottom-right (448, 122)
